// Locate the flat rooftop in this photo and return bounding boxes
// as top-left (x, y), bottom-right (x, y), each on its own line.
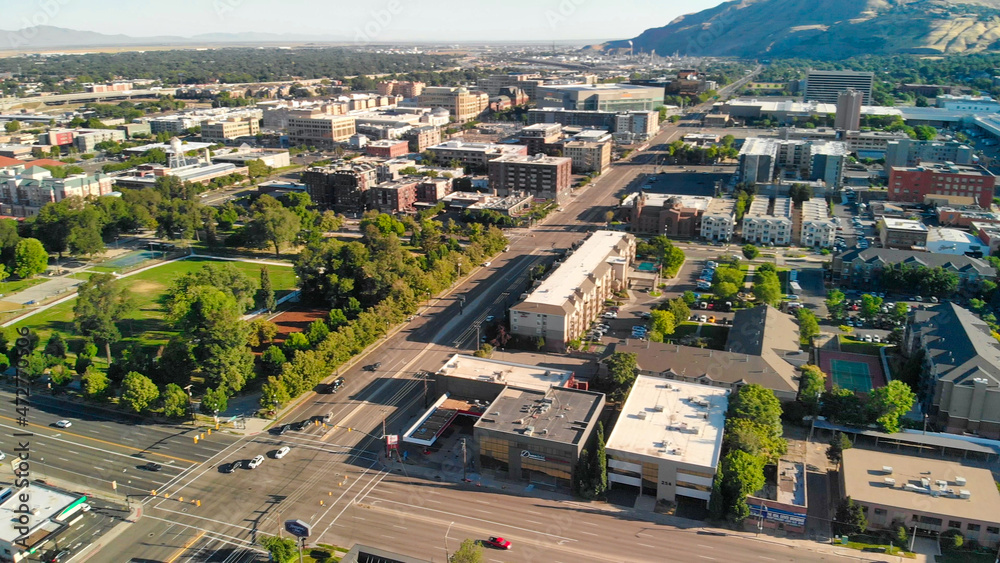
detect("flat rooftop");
top-left (490, 153), bottom-right (570, 166)
top-left (437, 354), bottom-right (574, 393)
top-left (517, 230), bottom-right (631, 309)
top-left (124, 141), bottom-right (214, 154)
top-left (882, 218), bottom-right (929, 232)
top-left (605, 376), bottom-right (728, 469)
top-left (842, 448), bottom-right (1000, 524)
top-left (894, 163), bottom-right (994, 176)
top-left (641, 193), bottom-right (713, 211)
top-left (0, 485), bottom-right (80, 543)
top-left (474, 386), bottom-right (604, 445)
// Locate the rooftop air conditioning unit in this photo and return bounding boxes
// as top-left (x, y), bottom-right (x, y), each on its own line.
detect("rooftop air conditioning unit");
top-left (959, 490), bottom-right (971, 499)
top-left (653, 405), bottom-right (665, 412)
top-left (637, 411), bottom-right (647, 420)
top-left (882, 466), bottom-right (893, 474)
top-left (955, 476), bottom-right (967, 486)
top-left (921, 477), bottom-right (931, 487)
top-left (884, 478), bottom-right (896, 487)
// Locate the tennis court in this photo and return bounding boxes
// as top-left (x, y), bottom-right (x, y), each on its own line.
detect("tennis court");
top-left (99, 250), bottom-right (160, 270)
top-left (829, 359), bottom-right (872, 392)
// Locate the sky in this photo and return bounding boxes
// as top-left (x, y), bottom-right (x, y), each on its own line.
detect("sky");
top-left (3, 0), bottom-right (728, 42)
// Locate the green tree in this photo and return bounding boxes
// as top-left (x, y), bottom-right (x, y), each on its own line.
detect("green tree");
top-left (81, 367), bottom-right (110, 399)
top-left (797, 308), bottom-right (820, 345)
top-left (161, 383), bottom-right (190, 418)
top-left (44, 333), bottom-right (67, 358)
top-left (591, 422), bottom-right (608, 498)
top-left (74, 273), bottom-right (135, 364)
top-left (682, 290), bottom-right (697, 305)
top-left (261, 375), bottom-right (292, 409)
top-left (604, 352), bottom-right (638, 403)
top-left (825, 289), bottom-right (846, 318)
top-left (306, 319), bottom-right (330, 346)
top-left (723, 417), bottom-right (787, 464)
top-left (259, 535), bottom-right (297, 563)
top-left (833, 497), bottom-right (867, 536)
top-left (200, 386), bottom-right (229, 415)
top-left (799, 364), bottom-right (826, 412)
top-left (861, 294), bottom-right (883, 319)
top-left (753, 271), bottom-right (782, 306)
top-left (120, 371), bottom-right (159, 413)
top-left (67, 207), bottom-right (106, 257)
top-left (284, 331), bottom-right (311, 352)
top-left (892, 301), bottom-right (910, 321)
top-left (257, 266), bottom-right (276, 312)
top-left (742, 244), bottom-right (760, 260)
top-left (713, 281), bottom-right (738, 300)
top-left (650, 310), bottom-right (676, 337)
top-left (728, 384), bottom-right (783, 438)
top-left (449, 539), bottom-right (484, 563)
top-left (14, 238), bottom-right (48, 278)
top-left (261, 345), bottom-right (287, 376)
top-left (839, 324), bottom-right (854, 335)
top-left (247, 197), bottom-right (301, 257)
top-left (868, 380), bottom-right (916, 434)
top-left (712, 450), bottom-right (766, 524)
top-left (826, 431), bottom-right (852, 464)
top-left (4, 120), bottom-right (20, 132)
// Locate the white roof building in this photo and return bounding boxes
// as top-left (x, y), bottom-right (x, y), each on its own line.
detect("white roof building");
top-left (926, 227), bottom-right (987, 256)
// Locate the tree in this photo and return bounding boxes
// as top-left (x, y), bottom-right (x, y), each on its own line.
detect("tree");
top-left (723, 418), bottom-right (787, 464)
top-left (257, 266), bottom-right (276, 312)
top-left (650, 310), bottom-right (676, 338)
top-left (306, 319), bottom-right (330, 346)
top-left (591, 422), bottom-right (608, 498)
top-left (713, 281), bottom-right (738, 300)
top-left (797, 308), bottom-right (820, 345)
top-left (728, 384), bottom-right (783, 438)
top-left (892, 301), bottom-right (910, 322)
top-left (861, 294), bottom-right (883, 319)
top-left (261, 345), bottom-right (287, 376)
top-left (14, 238), bottom-right (48, 278)
top-left (826, 431), bottom-right (852, 464)
top-left (941, 529), bottom-right (964, 549)
top-left (604, 352), bottom-right (638, 402)
top-left (742, 244), bottom-right (760, 260)
top-left (449, 539), bottom-right (484, 563)
top-left (120, 371), bottom-right (159, 413)
top-left (682, 290), bottom-right (697, 305)
top-left (798, 365), bottom-right (826, 412)
top-left (753, 271), bottom-right (782, 307)
top-left (825, 289), bottom-right (846, 319)
top-left (67, 207), bottom-right (106, 257)
top-left (839, 324), bottom-right (854, 335)
top-left (81, 367), bottom-right (110, 399)
top-left (246, 199), bottom-right (301, 257)
top-left (833, 497), bottom-right (867, 536)
top-left (787, 183), bottom-right (813, 205)
top-left (200, 386), bottom-right (228, 415)
top-left (712, 450), bottom-right (766, 524)
top-left (4, 120), bottom-right (20, 132)
top-left (161, 383), bottom-right (190, 418)
top-left (868, 380), bottom-right (916, 434)
top-left (74, 273), bottom-right (135, 364)
top-left (284, 331), bottom-right (311, 352)
top-left (662, 297), bottom-right (690, 326)
top-left (44, 333), bottom-right (67, 358)
top-left (259, 535), bottom-right (297, 563)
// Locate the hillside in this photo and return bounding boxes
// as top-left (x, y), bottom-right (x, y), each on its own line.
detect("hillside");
top-left (0, 25), bottom-right (342, 51)
top-left (604, 0), bottom-right (1000, 60)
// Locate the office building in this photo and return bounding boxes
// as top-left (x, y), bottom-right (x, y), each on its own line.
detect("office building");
top-left (402, 125), bottom-right (441, 152)
top-left (72, 128), bottom-right (126, 152)
top-left (562, 140), bottom-right (610, 173)
top-left (528, 109), bottom-right (659, 141)
top-left (418, 87), bottom-right (489, 123)
top-left (884, 139), bottom-right (974, 170)
top-left (536, 84), bottom-right (663, 112)
top-left (888, 163), bottom-right (996, 209)
top-left (905, 303), bottom-right (1000, 438)
top-left (840, 449), bottom-right (1000, 548)
top-left (479, 73), bottom-right (543, 96)
top-left (799, 198), bottom-right (836, 248)
top-left (200, 117), bottom-right (261, 143)
top-left (0, 165), bottom-right (113, 216)
top-left (426, 140), bottom-right (528, 171)
top-left (832, 248), bottom-right (995, 291)
top-left (212, 147), bottom-right (291, 169)
top-left (301, 163), bottom-right (378, 211)
top-left (287, 115), bottom-right (356, 147)
top-left (936, 95), bottom-right (1000, 112)
top-left (0, 483), bottom-right (90, 562)
top-left (878, 218), bottom-right (929, 250)
top-left (510, 231), bottom-right (635, 346)
top-left (365, 139), bottom-right (410, 159)
top-left (834, 89), bottom-right (863, 131)
top-left (377, 80), bottom-right (425, 98)
top-left (149, 114), bottom-right (209, 134)
top-left (605, 377), bottom-right (728, 508)
top-left (742, 197), bottom-right (793, 246)
top-left (371, 178), bottom-right (419, 214)
top-left (111, 162), bottom-right (249, 190)
top-left (804, 70), bottom-right (874, 104)
top-left (488, 154), bottom-right (572, 203)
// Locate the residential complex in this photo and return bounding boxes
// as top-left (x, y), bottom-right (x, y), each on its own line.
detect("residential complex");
top-left (427, 140), bottom-right (528, 171)
top-left (301, 162), bottom-right (378, 211)
top-left (287, 115), bottom-right (357, 147)
top-left (742, 197), bottom-right (793, 246)
top-left (488, 154), bottom-right (573, 203)
top-left (832, 248), bottom-right (996, 291)
top-left (605, 377), bottom-right (728, 508)
top-left (700, 198), bottom-right (737, 242)
top-left (0, 165), bottom-right (113, 216)
top-left (510, 231), bottom-right (635, 347)
top-left (878, 218), bottom-right (929, 250)
top-left (535, 84), bottom-right (663, 112)
top-left (888, 163), bottom-right (996, 209)
top-left (798, 198), bottom-right (836, 248)
top-left (417, 87), bottom-right (489, 123)
top-left (884, 139), bottom-right (974, 170)
top-left (737, 138), bottom-right (847, 186)
top-left (377, 80), bottom-right (425, 98)
top-left (804, 70), bottom-right (874, 104)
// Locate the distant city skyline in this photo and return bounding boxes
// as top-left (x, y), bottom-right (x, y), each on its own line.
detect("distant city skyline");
top-left (1, 0), bottom-right (727, 43)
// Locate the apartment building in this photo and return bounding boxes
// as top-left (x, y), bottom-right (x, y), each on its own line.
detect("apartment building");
top-left (487, 154), bottom-right (572, 203)
top-left (878, 218), bottom-right (929, 250)
top-left (799, 198), bottom-right (836, 248)
top-left (738, 138), bottom-right (778, 183)
top-left (377, 80), bottom-right (425, 98)
top-left (510, 231), bottom-right (635, 347)
top-left (738, 138), bottom-right (847, 186)
top-left (418, 87), bottom-right (489, 123)
top-left (0, 165), bottom-right (113, 216)
top-left (701, 198), bottom-right (737, 242)
top-left (562, 140), bottom-right (610, 173)
top-left (287, 115), bottom-right (357, 148)
top-left (834, 89), bottom-right (863, 131)
top-left (260, 101), bottom-right (347, 129)
top-left (804, 70), bottom-right (874, 104)
top-left (888, 163), bottom-right (996, 209)
top-left (832, 248), bottom-right (995, 291)
top-left (201, 117), bottom-right (261, 143)
top-left (518, 123), bottom-right (564, 155)
top-left (742, 197), bottom-right (793, 246)
top-left (809, 142), bottom-right (848, 187)
top-left (73, 128), bottom-right (126, 152)
top-left (904, 303), bottom-right (1000, 440)
top-left (427, 140), bottom-right (527, 171)
top-left (402, 125), bottom-right (441, 152)
top-left (371, 179), bottom-right (419, 214)
top-left (365, 139), bottom-right (410, 159)
top-left (301, 163), bottom-right (378, 211)
top-left (884, 139), bottom-right (974, 170)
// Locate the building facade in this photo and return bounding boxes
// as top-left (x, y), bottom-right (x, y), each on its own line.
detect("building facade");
top-left (536, 84), bottom-right (663, 112)
top-left (884, 139), bottom-right (974, 170)
top-left (562, 140), bottom-right (611, 173)
top-left (427, 141), bottom-right (528, 171)
top-left (804, 70), bottom-right (874, 104)
top-left (488, 154), bottom-right (572, 203)
top-left (371, 178), bottom-right (419, 214)
top-left (200, 117), bottom-right (261, 143)
top-left (742, 197), bottom-right (793, 246)
top-left (418, 87), bottom-right (489, 123)
top-left (701, 198), bottom-right (737, 242)
top-left (834, 89), bottom-right (863, 130)
top-left (878, 218), bottom-right (929, 250)
top-left (0, 165), bottom-right (114, 216)
top-left (301, 163), bottom-right (378, 211)
top-left (799, 198), bottom-right (836, 248)
top-left (287, 115), bottom-right (357, 147)
top-left (832, 248), bottom-right (995, 291)
top-left (365, 139), bottom-right (410, 159)
top-left (888, 164), bottom-right (996, 209)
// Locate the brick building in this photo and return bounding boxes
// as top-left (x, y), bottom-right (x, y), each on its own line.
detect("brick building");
top-left (302, 163), bottom-right (378, 211)
top-left (371, 179), bottom-right (419, 214)
top-left (365, 139), bottom-right (410, 159)
top-left (888, 164), bottom-right (996, 209)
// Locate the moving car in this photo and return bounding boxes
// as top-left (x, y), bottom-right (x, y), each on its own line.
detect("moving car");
top-left (220, 462), bottom-right (237, 473)
top-left (484, 537), bottom-right (512, 550)
top-left (274, 446), bottom-right (291, 459)
top-left (55, 420), bottom-right (72, 428)
top-left (248, 455), bottom-right (265, 469)
top-left (143, 462), bottom-right (162, 472)
top-left (482, 261), bottom-right (491, 267)
top-left (485, 315), bottom-right (495, 322)
top-left (80, 503), bottom-right (92, 512)
top-left (45, 549), bottom-right (71, 563)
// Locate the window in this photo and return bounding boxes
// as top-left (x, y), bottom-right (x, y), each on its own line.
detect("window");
top-left (967, 524), bottom-right (981, 532)
top-left (949, 521), bottom-right (961, 529)
top-left (874, 508), bottom-right (887, 516)
top-left (987, 527), bottom-right (999, 534)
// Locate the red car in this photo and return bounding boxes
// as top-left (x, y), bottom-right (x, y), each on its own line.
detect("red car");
top-left (485, 537), bottom-right (512, 550)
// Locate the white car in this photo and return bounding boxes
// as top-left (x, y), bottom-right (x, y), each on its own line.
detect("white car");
top-left (55, 420), bottom-right (72, 428)
top-left (603, 312), bottom-right (618, 319)
top-left (274, 447), bottom-right (290, 459)
top-left (698, 315), bottom-right (708, 323)
top-left (248, 455), bottom-right (265, 469)
top-left (482, 261), bottom-right (491, 267)
top-left (863, 335), bottom-right (873, 343)
top-left (80, 503), bottom-right (91, 513)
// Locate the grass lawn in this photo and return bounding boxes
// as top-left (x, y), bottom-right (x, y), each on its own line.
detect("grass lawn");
top-left (0, 277), bottom-right (46, 296)
top-left (838, 335), bottom-right (890, 356)
top-left (16, 257), bottom-right (298, 347)
top-left (667, 322), bottom-right (729, 350)
top-left (843, 541), bottom-right (914, 558)
top-left (304, 543), bottom-right (344, 562)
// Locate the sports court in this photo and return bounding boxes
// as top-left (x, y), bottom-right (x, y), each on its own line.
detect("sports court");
top-left (99, 250), bottom-right (160, 270)
top-left (817, 350), bottom-right (887, 393)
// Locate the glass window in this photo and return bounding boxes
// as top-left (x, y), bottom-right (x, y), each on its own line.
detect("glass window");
top-left (949, 521), bottom-right (961, 529)
top-left (967, 524), bottom-right (981, 532)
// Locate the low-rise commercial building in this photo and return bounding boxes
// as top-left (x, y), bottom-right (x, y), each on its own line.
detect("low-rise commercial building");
top-left (605, 377), bottom-right (728, 508)
top-left (487, 154), bottom-right (572, 203)
top-left (832, 248), bottom-right (996, 291)
top-left (402, 125), bottom-right (441, 152)
top-left (926, 227), bottom-right (985, 256)
top-left (200, 117), bottom-right (261, 143)
top-left (111, 162), bottom-right (248, 189)
top-left (427, 140), bottom-right (527, 171)
top-left (746, 459), bottom-right (808, 535)
top-left (466, 191), bottom-right (533, 216)
top-left (878, 218), bottom-right (929, 250)
top-left (840, 448), bottom-right (1000, 547)
top-left (939, 207), bottom-right (1000, 228)
top-left (0, 484), bottom-right (90, 562)
top-left (973, 221), bottom-right (1000, 254)
top-left (365, 139), bottom-right (410, 159)
top-left (287, 115), bottom-right (357, 147)
top-left (799, 198), bottom-right (836, 248)
top-left (72, 128), bottom-right (126, 152)
top-left (888, 163), bottom-right (996, 209)
top-left (742, 197), bottom-right (793, 246)
top-left (510, 231), bottom-right (635, 347)
top-left (527, 109), bottom-right (659, 141)
top-left (562, 140), bottom-right (610, 173)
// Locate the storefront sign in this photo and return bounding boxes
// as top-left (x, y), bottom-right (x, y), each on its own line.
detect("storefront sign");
top-left (748, 504), bottom-right (806, 528)
top-left (521, 449), bottom-right (546, 462)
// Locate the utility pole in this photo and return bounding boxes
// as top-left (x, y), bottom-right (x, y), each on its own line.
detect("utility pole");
top-left (461, 438), bottom-right (467, 481)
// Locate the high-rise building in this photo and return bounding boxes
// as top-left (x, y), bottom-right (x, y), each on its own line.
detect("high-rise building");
top-left (488, 154), bottom-right (572, 203)
top-left (804, 70), bottom-right (874, 104)
top-left (301, 163), bottom-right (378, 211)
top-left (834, 89), bottom-right (863, 131)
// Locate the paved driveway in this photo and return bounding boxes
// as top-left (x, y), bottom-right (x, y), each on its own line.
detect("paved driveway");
top-left (3, 276), bottom-right (81, 306)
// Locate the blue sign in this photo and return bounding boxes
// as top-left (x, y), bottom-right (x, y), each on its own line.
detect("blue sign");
top-left (284, 519), bottom-right (312, 538)
top-left (748, 504), bottom-right (806, 528)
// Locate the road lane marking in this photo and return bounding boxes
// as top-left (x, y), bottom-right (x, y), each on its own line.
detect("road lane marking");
top-left (698, 544), bottom-right (715, 549)
top-left (579, 531), bottom-right (598, 537)
top-left (392, 525), bottom-right (407, 530)
top-left (165, 530), bottom-right (205, 563)
top-left (699, 557), bottom-right (715, 561)
top-left (0, 415), bottom-right (199, 464)
top-left (758, 558), bottom-right (776, 561)
top-left (638, 543), bottom-right (656, 548)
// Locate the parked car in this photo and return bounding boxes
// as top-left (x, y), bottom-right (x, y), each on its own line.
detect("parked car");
top-left (247, 455), bottom-right (265, 469)
top-left (274, 446), bottom-right (291, 459)
top-left (485, 315), bottom-right (495, 322)
top-left (863, 335), bottom-right (873, 343)
top-left (698, 315), bottom-right (708, 323)
top-left (707, 316), bottom-right (716, 324)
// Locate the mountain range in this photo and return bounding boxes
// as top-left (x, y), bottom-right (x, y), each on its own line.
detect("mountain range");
top-left (0, 25), bottom-right (346, 50)
top-left (604, 0), bottom-right (1000, 60)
